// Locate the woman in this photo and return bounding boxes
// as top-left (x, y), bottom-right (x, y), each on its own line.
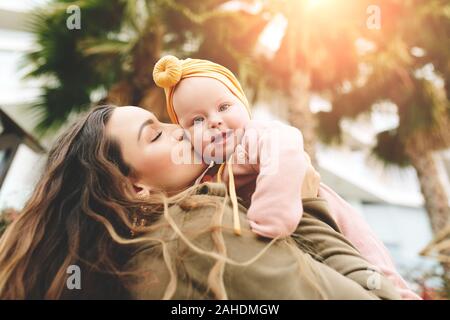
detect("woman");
top-left (0, 105), bottom-right (400, 299)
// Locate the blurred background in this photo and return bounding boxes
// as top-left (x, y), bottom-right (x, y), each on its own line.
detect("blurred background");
top-left (0, 0), bottom-right (448, 299)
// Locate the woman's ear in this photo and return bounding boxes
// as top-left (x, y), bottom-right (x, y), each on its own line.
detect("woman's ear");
top-left (133, 182), bottom-right (152, 201)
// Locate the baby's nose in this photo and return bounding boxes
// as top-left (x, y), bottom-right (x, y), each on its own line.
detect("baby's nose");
top-left (208, 118), bottom-right (222, 129)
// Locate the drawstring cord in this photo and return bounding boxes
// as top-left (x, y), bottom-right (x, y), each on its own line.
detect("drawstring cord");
top-left (217, 156), bottom-right (241, 236)
top-left (194, 160), bottom-right (216, 185)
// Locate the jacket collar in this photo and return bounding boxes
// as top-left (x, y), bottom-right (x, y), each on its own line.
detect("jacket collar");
top-left (196, 182), bottom-right (228, 198)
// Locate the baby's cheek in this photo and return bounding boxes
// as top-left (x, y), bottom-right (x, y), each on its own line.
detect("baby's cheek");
top-left (227, 112), bottom-right (248, 130)
top-left (187, 126), bottom-right (209, 155)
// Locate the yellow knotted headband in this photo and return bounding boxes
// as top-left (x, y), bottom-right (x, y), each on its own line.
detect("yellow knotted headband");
top-left (153, 55), bottom-right (251, 124)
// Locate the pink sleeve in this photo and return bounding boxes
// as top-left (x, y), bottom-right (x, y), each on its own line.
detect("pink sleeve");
top-left (319, 183), bottom-right (422, 300)
top-left (245, 121), bottom-right (306, 238)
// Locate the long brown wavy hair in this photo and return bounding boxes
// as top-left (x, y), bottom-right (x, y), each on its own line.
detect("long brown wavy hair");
top-left (0, 105), bottom-right (155, 299)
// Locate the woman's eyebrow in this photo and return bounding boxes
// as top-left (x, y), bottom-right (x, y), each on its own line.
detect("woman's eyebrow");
top-left (137, 118), bottom-right (154, 141)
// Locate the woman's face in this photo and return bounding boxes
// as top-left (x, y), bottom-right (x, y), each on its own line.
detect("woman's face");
top-left (106, 106), bottom-right (206, 194)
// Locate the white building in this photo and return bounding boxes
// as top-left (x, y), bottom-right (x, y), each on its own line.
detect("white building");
top-left (0, 1), bottom-right (49, 211)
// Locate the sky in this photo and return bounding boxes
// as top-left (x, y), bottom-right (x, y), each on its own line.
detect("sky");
top-left (0, 0), bottom-right (48, 12)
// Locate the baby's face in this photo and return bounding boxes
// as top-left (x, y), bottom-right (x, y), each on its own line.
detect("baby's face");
top-left (173, 77), bottom-right (250, 163)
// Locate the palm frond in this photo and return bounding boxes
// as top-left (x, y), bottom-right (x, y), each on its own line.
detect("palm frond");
top-left (372, 129), bottom-right (410, 167)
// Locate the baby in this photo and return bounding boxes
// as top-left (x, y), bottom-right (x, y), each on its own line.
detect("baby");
top-left (153, 55), bottom-right (420, 300)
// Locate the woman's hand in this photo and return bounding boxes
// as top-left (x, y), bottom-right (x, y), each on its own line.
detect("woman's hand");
top-left (301, 153), bottom-right (321, 198)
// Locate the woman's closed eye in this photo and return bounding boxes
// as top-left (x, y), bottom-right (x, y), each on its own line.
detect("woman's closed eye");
top-left (150, 131), bottom-right (162, 142)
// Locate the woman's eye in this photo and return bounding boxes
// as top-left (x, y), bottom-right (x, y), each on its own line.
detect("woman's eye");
top-left (219, 104), bottom-right (230, 112)
top-left (151, 131), bottom-right (162, 142)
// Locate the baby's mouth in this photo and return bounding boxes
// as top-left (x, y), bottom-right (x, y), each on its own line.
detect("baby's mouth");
top-left (210, 130), bottom-right (232, 144)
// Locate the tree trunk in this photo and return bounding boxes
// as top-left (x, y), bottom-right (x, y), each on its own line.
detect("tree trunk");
top-left (287, 71), bottom-right (318, 167)
top-left (406, 125), bottom-right (450, 281)
top-left (138, 86), bottom-right (169, 123)
top-left (134, 22), bottom-right (168, 119)
top-left (406, 147), bottom-right (450, 235)
top-left (105, 81), bottom-right (135, 106)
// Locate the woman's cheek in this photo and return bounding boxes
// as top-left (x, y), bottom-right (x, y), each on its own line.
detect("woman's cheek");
top-left (138, 149), bottom-right (164, 172)
top-left (152, 150), bottom-right (173, 171)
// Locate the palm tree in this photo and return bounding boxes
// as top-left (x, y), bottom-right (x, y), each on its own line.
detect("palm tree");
top-left (25, 0), bottom-right (267, 134)
top-left (26, 0), bottom-right (130, 132)
top-left (246, 0), bottom-right (366, 164)
top-left (317, 0), bottom-right (450, 235)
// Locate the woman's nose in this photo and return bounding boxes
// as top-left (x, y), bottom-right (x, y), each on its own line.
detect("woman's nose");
top-left (177, 129), bottom-right (189, 142)
top-left (164, 124), bottom-right (184, 141)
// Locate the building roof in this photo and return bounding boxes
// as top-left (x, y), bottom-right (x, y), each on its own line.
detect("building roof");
top-left (0, 107), bottom-right (45, 153)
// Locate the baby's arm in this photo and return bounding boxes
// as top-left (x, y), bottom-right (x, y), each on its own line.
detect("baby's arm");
top-left (244, 121), bottom-right (307, 238)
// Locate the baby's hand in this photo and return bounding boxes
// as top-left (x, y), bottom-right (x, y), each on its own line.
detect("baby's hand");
top-left (301, 153), bottom-right (321, 198)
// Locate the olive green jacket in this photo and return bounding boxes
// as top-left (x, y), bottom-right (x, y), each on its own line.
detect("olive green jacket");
top-left (124, 183), bottom-right (400, 300)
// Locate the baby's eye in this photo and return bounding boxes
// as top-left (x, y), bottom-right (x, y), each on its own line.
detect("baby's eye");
top-left (193, 116), bottom-right (205, 124)
top-left (218, 104), bottom-right (230, 112)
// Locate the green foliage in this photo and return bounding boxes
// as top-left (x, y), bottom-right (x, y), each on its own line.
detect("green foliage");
top-left (25, 0), bottom-right (449, 151)
top-left (25, 0), bottom-right (127, 133)
top-left (318, 0), bottom-right (450, 165)
top-left (25, 0), bottom-right (268, 134)
top-left (372, 129), bottom-right (410, 167)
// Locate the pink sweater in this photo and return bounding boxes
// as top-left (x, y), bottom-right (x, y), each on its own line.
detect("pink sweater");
top-left (204, 120), bottom-right (420, 300)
